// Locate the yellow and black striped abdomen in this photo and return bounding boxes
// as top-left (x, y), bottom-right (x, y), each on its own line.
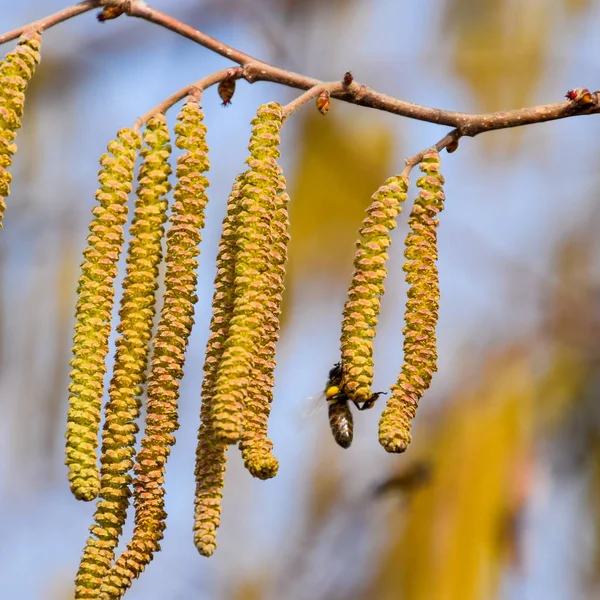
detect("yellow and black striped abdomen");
top-left (327, 398), bottom-right (353, 449)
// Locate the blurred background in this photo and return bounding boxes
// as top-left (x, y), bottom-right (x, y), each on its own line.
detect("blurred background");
top-left (2, 0), bottom-right (600, 598)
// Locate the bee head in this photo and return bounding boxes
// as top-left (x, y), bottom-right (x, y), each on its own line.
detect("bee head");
top-left (327, 361), bottom-right (342, 380)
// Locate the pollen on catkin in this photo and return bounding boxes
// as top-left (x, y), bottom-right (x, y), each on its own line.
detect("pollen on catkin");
top-left (66, 128), bottom-right (141, 502)
top-left (238, 172), bottom-right (289, 479)
top-left (99, 103), bottom-right (209, 598)
top-left (209, 102), bottom-right (284, 445)
top-left (0, 31), bottom-right (42, 228)
top-left (379, 150), bottom-right (444, 453)
top-left (74, 115), bottom-right (171, 599)
top-left (194, 176), bottom-right (245, 557)
top-left (340, 176), bottom-right (409, 404)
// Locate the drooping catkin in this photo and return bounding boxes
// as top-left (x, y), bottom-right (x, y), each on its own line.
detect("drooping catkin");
top-left (99, 102), bottom-right (209, 598)
top-left (340, 176), bottom-right (409, 404)
top-left (0, 31), bottom-right (42, 228)
top-left (74, 115), bottom-right (171, 599)
top-left (194, 176), bottom-right (245, 558)
top-left (66, 128), bottom-right (141, 502)
top-left (238, 172), bottom-right (290, 479)
top-left (379, 151), bottom-right (444, 453)
top-left (210, 102), bottom-right (284, 445)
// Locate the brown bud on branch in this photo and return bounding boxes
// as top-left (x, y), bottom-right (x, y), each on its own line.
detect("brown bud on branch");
top-left (565, 88), bottom-right (595, 106)
top-left (316, 90), bottom-right (331, 115)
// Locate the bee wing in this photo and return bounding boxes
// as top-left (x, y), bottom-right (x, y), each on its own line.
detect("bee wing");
top-left (302, 391), bottom-right (328, 421)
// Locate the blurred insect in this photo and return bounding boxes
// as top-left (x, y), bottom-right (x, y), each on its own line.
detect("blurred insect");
top-left (323, 362), bottom-right (386, 449)
top-left (371, 461), bottom-right (433, 498)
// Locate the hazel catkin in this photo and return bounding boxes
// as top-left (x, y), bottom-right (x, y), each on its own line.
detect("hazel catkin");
top-left (238, 170), bottom-right (290, 479)
top-left (378, 150), bottom-right (445, 453)
top-left (340, 176), bottom-right (409, 404)
top-left (74, 114), bottom-right (172, 599)
top-left (100, 102), bottom-right (210, 598)
top-left (194, 176), bottom-right (245, 557)
top-left (209, 102), bottom-right (284, 445)
top-left (66, 128), bottom-right (141, 502)
top-left (0, 31), bottom-right (42, 228)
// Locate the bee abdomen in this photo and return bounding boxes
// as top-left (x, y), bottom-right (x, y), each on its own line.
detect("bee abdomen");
top-left (328, 399), bottom-right (354, 449)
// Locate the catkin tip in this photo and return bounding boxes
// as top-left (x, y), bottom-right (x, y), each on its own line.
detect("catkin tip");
top-left (245, 448), bottom-right (279, 480)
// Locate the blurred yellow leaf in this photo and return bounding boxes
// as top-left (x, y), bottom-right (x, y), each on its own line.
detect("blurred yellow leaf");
top-left (562, 0), bottom-right (593, 13)
top-left (285, 111), bottom-right (393, 302)
top-left (370, 349), bottom-right (535, 600)
top-left (442, 0), bottom-right (551, 152)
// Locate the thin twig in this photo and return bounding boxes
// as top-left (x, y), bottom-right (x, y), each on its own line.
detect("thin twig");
top-left (402, 130), bottom-right (461, 178)
top-left (0, 1), bottom-right (99, 45)
top-left (282, 82), bottom-right (342, 120)
top-left (132, 67), bottom-right (242, 132)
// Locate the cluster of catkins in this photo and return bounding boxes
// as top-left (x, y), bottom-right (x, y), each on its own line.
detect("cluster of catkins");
top-left (341, 153), bottom-right (445, 454)
top-left (1, 33), bottom-right (446, 600)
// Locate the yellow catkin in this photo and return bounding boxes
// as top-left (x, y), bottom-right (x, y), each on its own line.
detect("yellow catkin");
top-left (74, 115), bottom-right (172, 599)
top-left (99, 102), bottom-right (209, 598)
top-left (66, 128), bottom-right (141, 502)
top-left (210, 102), bottom-right (284, 444)
top-left (194, 176), bottom-right (245, 558)
top-left (0, 31), bottom-right (42, 227)
top-left (238, 171), bottom-right (289, 479)
top-left (340, 176), bottom-right (409, 404)
top-left (379, 151), bottom-right (444, 453)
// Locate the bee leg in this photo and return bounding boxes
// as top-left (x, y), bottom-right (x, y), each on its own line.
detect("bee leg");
top-left (354, 391), bottom-right (387, 411)
top-left (354, 399), bottom-right (375, 411)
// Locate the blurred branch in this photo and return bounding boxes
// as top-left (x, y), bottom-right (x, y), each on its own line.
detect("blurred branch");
top-left (2, 1), bottom-right (600, 164)
top-left (0, 1), bottom-right (99, 44)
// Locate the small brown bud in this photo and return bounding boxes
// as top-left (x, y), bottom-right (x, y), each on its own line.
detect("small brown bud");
top-left (343, 71), bottom-right (353, 86)
top-left (446, 138), bottom-right (459, 154)
top-left (316, 90), bottom-right (330, 115)
top-left (97, 7), bottom-right (124, 22)
top-left (218, 77), bottom-right (236, 107)
top-left (565, 88), bottom-right (594, 106)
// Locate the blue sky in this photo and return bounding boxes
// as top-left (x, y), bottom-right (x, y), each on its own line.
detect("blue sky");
top-left (1, 1), bottom-right (599, 598)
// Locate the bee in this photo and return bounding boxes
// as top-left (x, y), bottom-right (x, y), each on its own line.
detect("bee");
top-left (323, 362), bottom-right (386, 449)
top-left (324, 363), bottom-right (353, 448)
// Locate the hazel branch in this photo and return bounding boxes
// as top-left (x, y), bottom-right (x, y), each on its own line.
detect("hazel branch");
top-left (2, 0), bottom-right (600, 141)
